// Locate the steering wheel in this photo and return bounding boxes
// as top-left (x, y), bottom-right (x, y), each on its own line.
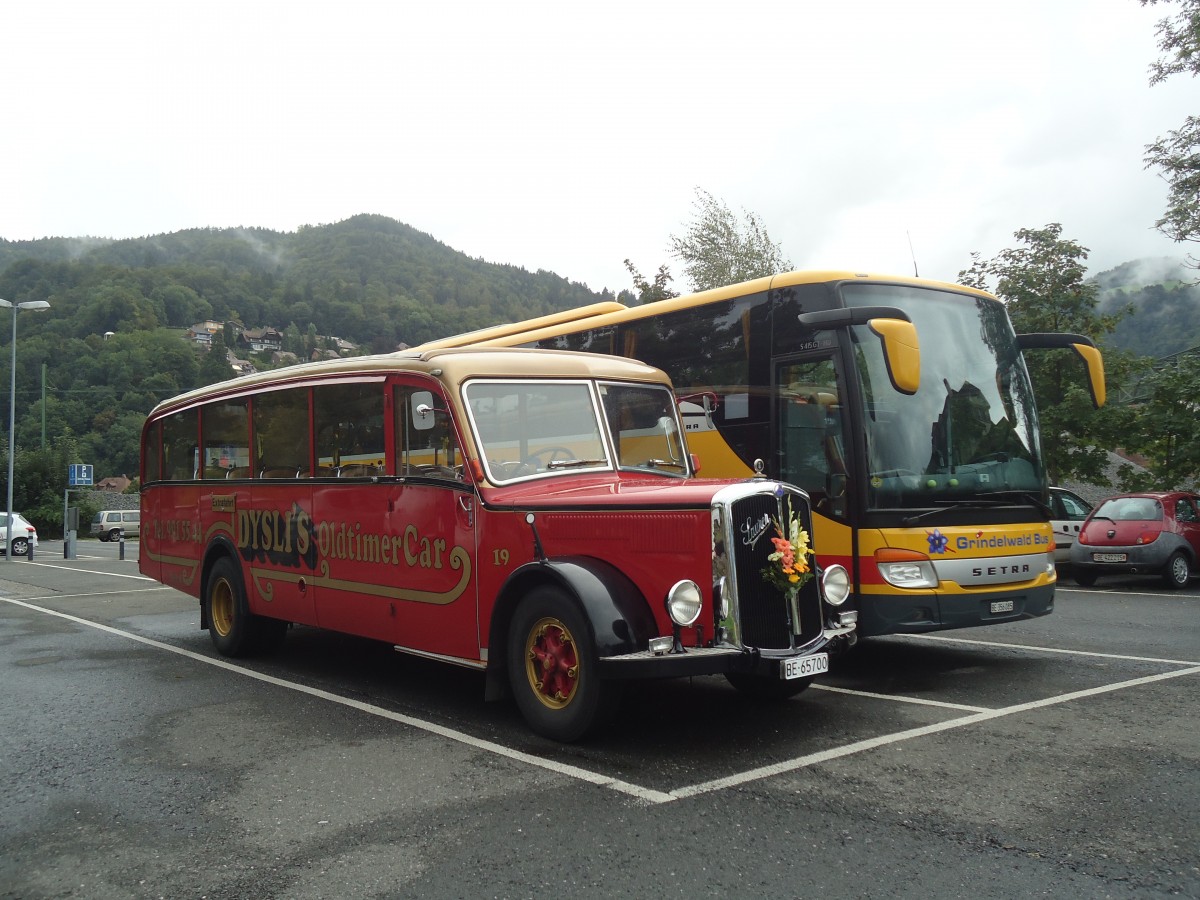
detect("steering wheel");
top-left (524, 446), bottom-right (574, 467)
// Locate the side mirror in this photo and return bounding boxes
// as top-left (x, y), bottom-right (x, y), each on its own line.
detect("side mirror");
top-left (1016, 333), bottom-right (1106, 408)
top-left (411, 391), bottom-right (437, 431)
top-left (867, 318), bottom-right (920, 395)
top-left (798, 306), bottom-right (921, 395)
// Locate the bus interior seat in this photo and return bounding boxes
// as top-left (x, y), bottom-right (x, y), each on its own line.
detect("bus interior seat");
top-left (260, 466), bottom-right (300, 478)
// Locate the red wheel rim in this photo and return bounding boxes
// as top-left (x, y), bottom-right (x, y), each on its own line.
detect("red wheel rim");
top-left (524, 616), bottom-right (580, 709)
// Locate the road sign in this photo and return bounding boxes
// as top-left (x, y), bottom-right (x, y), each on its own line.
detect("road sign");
top-left (68, 464), bottom-right (93, 486)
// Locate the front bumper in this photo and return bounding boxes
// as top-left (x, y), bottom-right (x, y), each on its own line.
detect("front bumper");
top-left (596, 623), bottom-right (855, 680)
top-left (1069, 541), bottom-right (1173, 574)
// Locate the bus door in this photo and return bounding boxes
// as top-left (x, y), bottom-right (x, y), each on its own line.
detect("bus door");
top-left (774, 355), bottom-right (849, 519)
top-left (382, 383), bottom-right (479, 660)
top-left (773, 355), bottom-right (856, 574)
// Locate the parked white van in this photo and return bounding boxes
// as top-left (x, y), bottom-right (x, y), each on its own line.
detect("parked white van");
top-left (91, 510), bottom-right (140, 541)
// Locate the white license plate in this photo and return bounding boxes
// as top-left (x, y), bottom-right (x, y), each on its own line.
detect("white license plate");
top-left (783, 653), bottom-right (829, 680)
top-left (1093, 552), bottom-right (1127, 563)
top-left (990, 600), bottom-right (1015, 614)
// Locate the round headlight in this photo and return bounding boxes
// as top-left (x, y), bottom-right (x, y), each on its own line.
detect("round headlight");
top-left (666, 580), bottom-right (703, 627)
top-left (821, 564), bottom-right (851, 607)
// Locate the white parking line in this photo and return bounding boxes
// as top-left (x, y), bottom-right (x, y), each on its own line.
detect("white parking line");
top-left (671, 665), bottom-right (1200, 801)
top-left (900, 632), bottom-right (1200, 667)
top-left (4, 593), bottom-right (1197, 807)
top-left (21, 560), bottom-right (155, 581)
top-left (811, 683), bottom-right (991, 712)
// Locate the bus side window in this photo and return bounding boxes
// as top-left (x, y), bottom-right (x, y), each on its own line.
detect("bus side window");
top-left (144, 421), bottom-right (163, 482)
top-left (314, 383), bottom-right (387, 477)
top-left (255, 388), bottom-right (310, 478)
top-left (201, 398), bottom-right (250, 479)
top-left (162, 409), bottom-right (199, 481)
top-left (394, 386), bottom-right (462, 479)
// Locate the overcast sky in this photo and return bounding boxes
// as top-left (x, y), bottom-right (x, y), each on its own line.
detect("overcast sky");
top-left (3, 1), bottom-right (1193, 295)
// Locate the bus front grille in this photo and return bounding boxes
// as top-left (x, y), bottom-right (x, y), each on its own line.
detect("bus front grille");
top-left (724, 488), bottom-right (823, 651)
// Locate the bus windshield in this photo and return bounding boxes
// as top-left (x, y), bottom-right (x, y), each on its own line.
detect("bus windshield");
top-left (463, 380), bottom-right (688, 483)
top-left (843, 284), bottom-right (1044, 510)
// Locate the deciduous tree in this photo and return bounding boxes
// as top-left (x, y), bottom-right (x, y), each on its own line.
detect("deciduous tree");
top-left (667, 189), bottom-right (793, 291)
top-left (959, 224), bottom-right (1140, 484)
top-left (1142, 0), bottom-right (1200, 267)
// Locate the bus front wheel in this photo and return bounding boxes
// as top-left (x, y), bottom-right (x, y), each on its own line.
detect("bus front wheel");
top-left (205, 557), bottom-right (286, 657)
top-left (507, 587), bottom-right (617, 742)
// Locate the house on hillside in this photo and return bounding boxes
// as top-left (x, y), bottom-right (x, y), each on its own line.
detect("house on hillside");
top-left (238, 327), bottom-right (284, 353)
top-left (228, 352), bottom-right (256, 376)
top-left (186, 321), bottom-right (224, 345)
top-left (95, 474), bottom-right (132, 493)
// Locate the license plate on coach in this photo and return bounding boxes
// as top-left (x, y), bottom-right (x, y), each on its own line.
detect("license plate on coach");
top-left (990, 600), bottom-right (1014, 614)
top-left (1093, 552), bottom-right (1127, 563)
top-left (784, 653), bottom-right (829, 680)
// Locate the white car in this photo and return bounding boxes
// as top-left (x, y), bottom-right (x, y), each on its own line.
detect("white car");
top-left (0, 512), bottom-right (39, 556)
top-left (1049, 487), bottom-right (1093, 564)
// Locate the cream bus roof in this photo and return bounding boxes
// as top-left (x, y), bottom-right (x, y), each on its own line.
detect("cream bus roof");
top-left (148, 347), bottom-right (671, 417)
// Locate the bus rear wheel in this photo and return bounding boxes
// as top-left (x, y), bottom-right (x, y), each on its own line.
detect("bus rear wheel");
top-left (507, 587), bottom-right (616, 742)
top-left (205, 556), bottom-right (286, 657)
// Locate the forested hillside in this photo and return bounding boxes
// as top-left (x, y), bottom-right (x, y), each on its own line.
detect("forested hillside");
top-left (1093, 257), bottom-right (1200, 358)
top-left (0, 214), bottom-right (610, 351)
top-left (0, 215), bottom-right (612, 499)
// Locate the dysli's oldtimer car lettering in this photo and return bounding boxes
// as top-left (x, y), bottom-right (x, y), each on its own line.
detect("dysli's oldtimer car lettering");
top-left (140, 348), bottom-right (855, 740)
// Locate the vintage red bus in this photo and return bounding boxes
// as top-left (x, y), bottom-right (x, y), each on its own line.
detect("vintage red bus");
top-left (139, 347), bottom-right (855, 740)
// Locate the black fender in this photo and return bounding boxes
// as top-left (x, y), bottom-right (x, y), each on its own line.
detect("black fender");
top-left (484, 556), bottom-right (659, 701)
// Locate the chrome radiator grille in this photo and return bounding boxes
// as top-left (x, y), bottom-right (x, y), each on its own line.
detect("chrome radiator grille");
top-left (716, 485), bottom-right (823, 651)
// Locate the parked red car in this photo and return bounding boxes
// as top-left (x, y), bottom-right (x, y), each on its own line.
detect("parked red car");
top-left (1069, 491), bottom-right (1200, 588)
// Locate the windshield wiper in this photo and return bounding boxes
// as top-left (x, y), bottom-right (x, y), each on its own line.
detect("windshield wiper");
top-left (976, 490), bottom-right (1053, 517)
top-left (900, 500), bottom-right (1005, 527)
top-left (546, 458), bottom-right (607, 470)
top-left (637, 458), bottom-right (687, 470)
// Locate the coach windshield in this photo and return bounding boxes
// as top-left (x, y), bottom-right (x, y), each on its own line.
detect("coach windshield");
top-left (464, 379), bottom-right (688, 484)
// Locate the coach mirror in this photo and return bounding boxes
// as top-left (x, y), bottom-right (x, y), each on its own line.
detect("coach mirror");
top-left (411, 391), bottom-right (437, 431)
top-left (798, 306), bottom-right (920, 395)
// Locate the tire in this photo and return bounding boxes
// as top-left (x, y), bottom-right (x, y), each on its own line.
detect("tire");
top-left (507, 586), bottom-right (617, 742)
top-left (1162, 552), bottom-right (1190, 590)
top-left (9, 537), bottom-right (29, 557)
top-left (205, 556), bottom-right (286, 656)
top-left (1073, 570), bottom-right (1098, 587)
top-left (725, 671), bottom-right (814, 700)
top-left (107, 528), bottom-right (122, 542)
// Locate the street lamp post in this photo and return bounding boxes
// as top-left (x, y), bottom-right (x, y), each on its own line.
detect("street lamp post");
top-left (1, 298), bottom-right (50, 561)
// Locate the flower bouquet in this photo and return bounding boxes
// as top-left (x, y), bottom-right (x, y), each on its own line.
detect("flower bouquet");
top-left (762, 497), bottom-right (815, 635)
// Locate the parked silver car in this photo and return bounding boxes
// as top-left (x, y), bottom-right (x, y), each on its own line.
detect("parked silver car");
top-left (0, 512), bottom-right (39, 556)
top-left (1049, 486), bottom-right (1093, 564)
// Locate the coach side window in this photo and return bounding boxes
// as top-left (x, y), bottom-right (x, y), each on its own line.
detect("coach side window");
top-left (314, 382), bottom-right (386, 477)
top-left (162, 409), bottom-right (199, 481)
top-left (201, 399), bottom-right (250, 479)
top-left (255, 388), bottom-right (310, 478)
top-left (143, 421), bottom-right (162, 482)
top-left (394, 385), bottom-right (462, 480)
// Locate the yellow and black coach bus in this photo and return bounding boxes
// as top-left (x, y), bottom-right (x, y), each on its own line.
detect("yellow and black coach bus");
top-left (419, 270), bottom-right (1105, 639)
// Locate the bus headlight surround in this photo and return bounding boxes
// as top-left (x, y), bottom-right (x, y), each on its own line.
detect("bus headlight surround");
top-left (666, 580), bottom-right (703, 627)
top-left (821, 564), bottom-right (850, 606)
top-left (876, 549), bottom-right (938, 589)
